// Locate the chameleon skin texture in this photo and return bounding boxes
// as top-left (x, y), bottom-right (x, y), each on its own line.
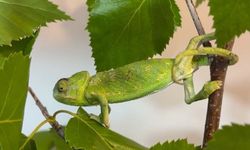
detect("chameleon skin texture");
top-left (85, 58), bottom-right (174, 104)
top-left (53, 58), bottom-right (174, 106)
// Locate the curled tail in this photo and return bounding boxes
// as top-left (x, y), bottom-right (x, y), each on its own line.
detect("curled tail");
top-left (176, 47), bottom-right (238, 65)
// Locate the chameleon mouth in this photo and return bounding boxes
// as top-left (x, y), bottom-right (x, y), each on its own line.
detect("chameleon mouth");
top-left (53, 85), bottom-right (79, 106)
top-left (54, 94), bottom-right (81, 106)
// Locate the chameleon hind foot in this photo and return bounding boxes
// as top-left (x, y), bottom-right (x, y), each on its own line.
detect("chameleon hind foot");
top-left (185, 80), bottom-right (222, 104)
top-left (202, 80), bottom-right (223, 96)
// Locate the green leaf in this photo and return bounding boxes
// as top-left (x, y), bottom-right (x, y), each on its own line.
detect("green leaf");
top-left (209, 0), bottom-right (250, 46)
top-left (0, 0), bottom-right (71, 46)
top-left (150, 139), bottom-right (196, 150)
top-left (87, 0), bottom-right (181, 71)
top-left (205, 124), bottom-right (250, 150)
top-left (0, 53), bottom-right (30, 150)
top-left (0, 56), bottom-right (6, 69)
top-left (170, 0), bottom-right (181, 27)
top-left (65, 108), bottom-right (147, 150)
top-left (195, 0), bottom-right (206, 7)
top-left (0, 31), bottom-right (39, 57)
top-left (33, 129), bottom-right (71, 150)
top-left (0, 31), bottom-right (38, 71)
top-left (19, 134), bottom-right (37, 150)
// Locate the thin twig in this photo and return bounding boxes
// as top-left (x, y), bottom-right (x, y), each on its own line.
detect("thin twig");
top-left (185, 0), bottom-right (211, 47)
top-left (28, 86), bottom-right (65, 139)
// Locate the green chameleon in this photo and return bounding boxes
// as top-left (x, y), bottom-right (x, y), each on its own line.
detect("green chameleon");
top-left (53, 33), bottom-right (238, 127)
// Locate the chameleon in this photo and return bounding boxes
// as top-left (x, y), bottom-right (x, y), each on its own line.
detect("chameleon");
top-left (53, 33), bottom-right (238, 127)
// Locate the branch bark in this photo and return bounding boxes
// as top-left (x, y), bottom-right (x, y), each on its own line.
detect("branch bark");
top-left (28, 87), bottom-right (65, 139)
top-left (202, 40), bottom-right (234, 147)
top-left (185, 0), bottom-right (235, 148)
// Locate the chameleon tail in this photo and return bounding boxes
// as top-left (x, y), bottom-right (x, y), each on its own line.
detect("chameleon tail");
top-left (176, 47), bottom-right (238, 65)
top-left (186, 32), bottom-right (215, 49)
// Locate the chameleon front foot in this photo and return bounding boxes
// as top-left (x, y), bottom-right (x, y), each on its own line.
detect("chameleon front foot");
top-left (89, 113), bottom-right (110, 128)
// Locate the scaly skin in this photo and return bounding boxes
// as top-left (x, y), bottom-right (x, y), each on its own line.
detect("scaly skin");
top-left (86, 58), bottom-right (174, 104)
top-left (53, 33), bottom-right (238, 127)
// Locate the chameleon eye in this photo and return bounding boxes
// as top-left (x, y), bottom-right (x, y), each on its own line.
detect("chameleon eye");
top-left (57, 78), bottom-right (68, 92)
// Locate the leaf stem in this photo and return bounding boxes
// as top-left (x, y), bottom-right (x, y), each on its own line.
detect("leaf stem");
top-left (53, 109), bottom-right (78, 119)
top-left (19, 118), bottom-right (54, 150)
top-left (28, 87), bottom-right (65, 139)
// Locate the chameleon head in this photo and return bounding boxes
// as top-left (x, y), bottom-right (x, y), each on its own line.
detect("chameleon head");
top-left (53, 71), bottom-right (91, 106)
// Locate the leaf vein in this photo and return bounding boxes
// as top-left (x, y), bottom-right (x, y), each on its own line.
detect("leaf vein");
top-left (0, 64), bottom-right (17, 118)
top-left (0, 119), bottom-right (22, 124)
top-left (74, 116), bottom-right (113, 149)
top-left (114, 0), bottom-right (146, 45)
top-left (0, 12), bottom-right (27, 34)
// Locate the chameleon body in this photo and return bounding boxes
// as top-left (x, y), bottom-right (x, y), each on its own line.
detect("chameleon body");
top-left (86, 58), bottom-right (174, 104)
top-left (53, 33), bottom-right (238, 127)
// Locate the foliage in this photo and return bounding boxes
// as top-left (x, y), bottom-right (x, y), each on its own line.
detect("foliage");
top-left (33, 129), bottom-right (71, 150)
top-left (0, 33), bottom-right (37, 69)
top-left (209, 0), bottom-right (250, 46)
top-left (0, 0), bottom-right (71, 46)
top-left (196, 0), bottom-right (250, 46)
top-left (205, 124), bottom-right (250, 150)
top-left (65, 108), bottom-right (147, 150)
top-left (19, 134), bottom-right (37, 150)
top-left (0, 53), bottom-right (30, 150)
top-left (87, 0), bottom-right (181, 71)
top-left (150, 139), bottom-right (196, 150)
top-left (0, 0), bottom-right (71, 149)
top-left (0, 31), bottom-right (39, 59)
top-left (0, 0), bottom-right (249, 149)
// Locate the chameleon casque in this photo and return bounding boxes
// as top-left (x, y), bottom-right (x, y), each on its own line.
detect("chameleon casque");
top-left (53, 33), bottom-right (238, 127)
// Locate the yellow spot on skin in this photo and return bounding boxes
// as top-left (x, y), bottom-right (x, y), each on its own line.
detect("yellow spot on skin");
top-left (156, 73), bottom-right (166, 81)
top-left (90, 77), bottom-right (102, 85)
top-left (125, 70), bottom-right (132, 80)
top-left (106, 70), bottom-right (116, 81)
top-left (145, 65), bottom-right (152, 72)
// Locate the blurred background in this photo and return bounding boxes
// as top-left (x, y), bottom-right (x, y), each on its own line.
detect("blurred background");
top-left (23, 0), bottom-right (250, 147)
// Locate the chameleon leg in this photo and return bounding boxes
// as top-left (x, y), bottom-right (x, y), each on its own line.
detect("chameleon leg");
top-left (89, 93), bottom-right (110, 128)
top-left (98, 96), bottom-right (110, 128)
top-left (186, 33), bottom-right (215, 49)
top-left (183, 76), bottom-right (195, 101)
top-left (89, 104), bottom-right (110, 124)
top-left (175, 47), bottom-right (237, 104)
top-left (183, 76), bottom-right (222, 104)
top-left (173, 43), bottom-right (238, 83)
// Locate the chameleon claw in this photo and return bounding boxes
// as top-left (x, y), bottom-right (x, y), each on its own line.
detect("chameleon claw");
top-left (203, 80), bottom-right (223, 95)
top-left (89, 113), bottom-right (110, 128)
top-left (89, 113), bottom-right (102, 124)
